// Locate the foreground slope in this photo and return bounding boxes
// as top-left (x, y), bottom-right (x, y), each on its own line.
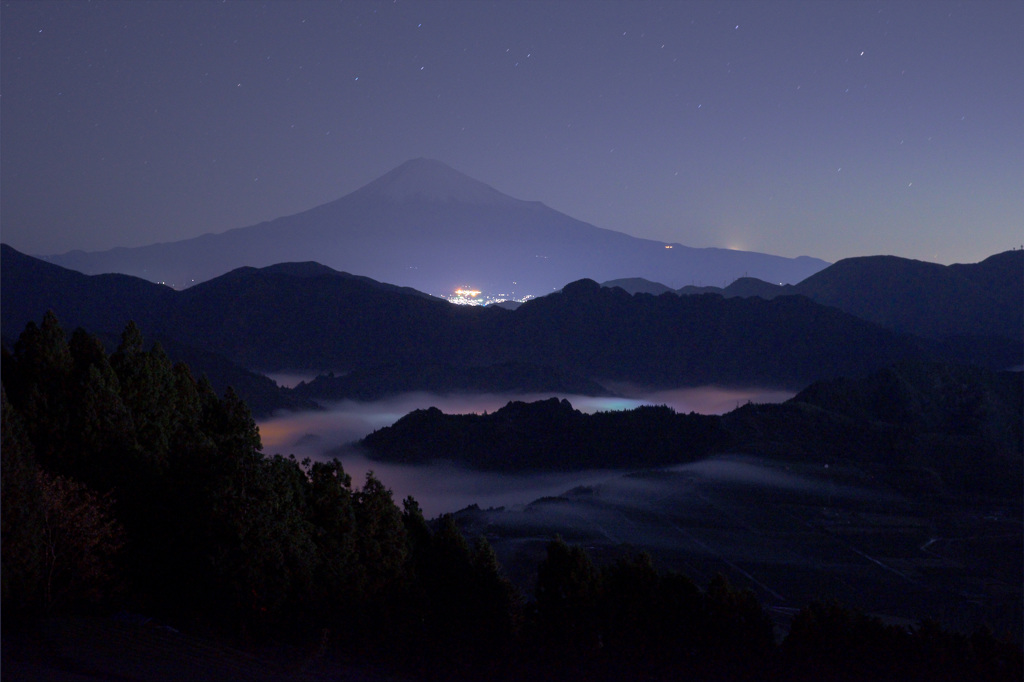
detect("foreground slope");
top-left (5, 314), bottom-right (1019, 680)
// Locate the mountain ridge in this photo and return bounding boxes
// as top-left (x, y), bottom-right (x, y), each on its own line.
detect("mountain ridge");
top-left (38, 159), bottom-right (829, 297)
top-left (358, 360), bottom-right (1023, 498)
top-left (607, 250), bottom-right (1023, 343)
top-left (4, 244), bottom-right (936, 395)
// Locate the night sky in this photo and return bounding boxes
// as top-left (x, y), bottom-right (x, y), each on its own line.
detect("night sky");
top-left (2, 0), bottom-right (1021, 265)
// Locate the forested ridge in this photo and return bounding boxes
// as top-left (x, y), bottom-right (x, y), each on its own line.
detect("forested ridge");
top-left (3, 314), bottom-right (1020, 680)
top-left (10, 244), bottom-right (1011, 398)
top-left (362, 362), bottom-right (1023, 499)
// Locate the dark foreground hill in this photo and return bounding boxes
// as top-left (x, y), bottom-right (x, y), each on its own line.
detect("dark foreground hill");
top-left (360, 361), bottom-right (1023, 499)
top-left (4, 316), bottom-right (1020, 681)
top-left (4, 246), bottom-right (945, 400)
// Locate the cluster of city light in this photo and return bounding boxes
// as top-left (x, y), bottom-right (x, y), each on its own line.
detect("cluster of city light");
top-left (445, 286), bottom-right (534, 306)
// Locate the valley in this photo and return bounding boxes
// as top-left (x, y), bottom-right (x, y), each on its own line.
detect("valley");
top-left (457, 456), bottom-right (1022, 637)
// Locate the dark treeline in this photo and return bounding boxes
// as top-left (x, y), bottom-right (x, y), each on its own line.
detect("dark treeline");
top-left (1, 313), bottom-right (519, 671)
top-left (2, 314), bottom-right (1020, 680)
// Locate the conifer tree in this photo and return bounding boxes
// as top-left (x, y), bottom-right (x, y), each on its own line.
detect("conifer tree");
top-left (1, 386), bottom-right (46, 615)
top-left (352, 472), bottom-right (408, 601)
top-left (534, 536), bottom-right (600, 659)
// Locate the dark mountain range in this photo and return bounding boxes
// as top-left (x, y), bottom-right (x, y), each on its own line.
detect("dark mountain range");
top-left (40, 158), bottom-right (828, 298)
top-left (4, 245), bottom-right (938, 399)
top-left (791, 251), bottom-right (1023, 342)
top-left (360, 360), bottom-right (1023, 499)
top-left (610, 250), bottom-right (1023, 347)
top-left (0, 245), bottom-right (314, 417)
top-left (490, 279), bottom-right (926, 388)
top-left (601, 277), bottom-right (676, 296)
top-left (0, 242), bottom-right (179, 332)
top-left (716, 276), bottom-right (788, 299)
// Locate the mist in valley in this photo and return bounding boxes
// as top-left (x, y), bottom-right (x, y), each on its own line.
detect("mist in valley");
top-left (256, 384), bottom-right (1021, 635)
top-left (455, 454), bottom-right (1020, 635)
top-left (256, 385), bottom-right (794, 516)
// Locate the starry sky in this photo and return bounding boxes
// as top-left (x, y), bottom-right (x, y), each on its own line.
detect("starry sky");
top-left (2, 0), bottom-right (1021, 265)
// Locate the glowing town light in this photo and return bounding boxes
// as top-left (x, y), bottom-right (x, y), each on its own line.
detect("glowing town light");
top-left (446, 286), bottom-right (534, 306)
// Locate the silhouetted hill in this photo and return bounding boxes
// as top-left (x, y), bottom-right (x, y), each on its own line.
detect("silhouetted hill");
top-left (497, 279), bottom-right (926, 388)
top-left (601, 277), bottom-right (676, 295)
top-left (361, 397), bottom-right (727, 471)
top-left (39, 159), bottom-right (828, 297)
top-left (723, 362), bottom-right (1023, 497)
top-left (0, 245), bottom-right (314, 417)
top-left (162, 269), bottom-right (936, 386)
top-left (792, 252), bottom-right (1022, 341)
top-left (676, 284), bottom-right (725, 296)
top-left (170, 260), bottom-right (493, 371)
top-left (671, 251), bottom-right (1023, 345)
top-left (948, 249), bottom-right (1022, 297)
top-left (665, 277), bottom-right (791, 298)
top-left (258, 260), bottom-right (439, 299)
top-left (1, 243), bottom-right (178, 335)
top-left (721, 276), bottom-right (791, 298)
top-left (360, 361), bottom-right (1023, 498)
top-left (4, 245), bottom-right (995, 402)
top-left (487, 299), bottom-right (522, 310)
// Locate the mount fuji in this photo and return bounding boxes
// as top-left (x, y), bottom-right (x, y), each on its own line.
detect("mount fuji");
top-left (42, 158), bottom-right (828, 298)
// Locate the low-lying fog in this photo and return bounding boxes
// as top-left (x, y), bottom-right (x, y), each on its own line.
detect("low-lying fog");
top-left (257, 386), bottom-right (794, 517)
